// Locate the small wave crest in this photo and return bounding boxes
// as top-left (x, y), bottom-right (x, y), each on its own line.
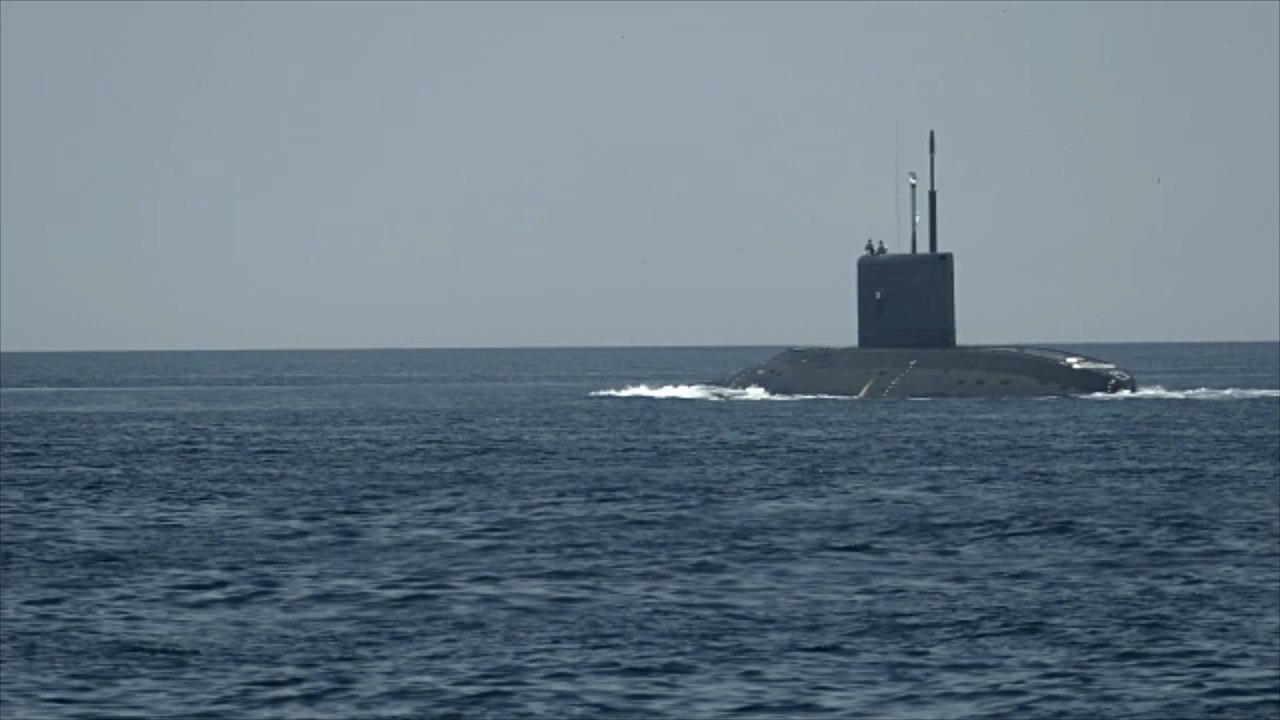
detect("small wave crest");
top-left (589, 384), bottom-right (849, 401)
top-left (1087, 386), bottom-right (1280, 401)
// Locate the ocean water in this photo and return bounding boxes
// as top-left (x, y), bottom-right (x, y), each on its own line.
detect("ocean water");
top-left (1, 342), bottom-right (1277, 719)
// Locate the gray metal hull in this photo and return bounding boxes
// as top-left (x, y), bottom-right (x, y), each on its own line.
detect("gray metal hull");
top-left (724, 346), bottom-right (1137, 398)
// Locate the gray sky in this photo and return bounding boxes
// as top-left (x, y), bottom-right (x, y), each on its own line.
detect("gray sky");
top-left (2, 0), bottom-right (1277, 351)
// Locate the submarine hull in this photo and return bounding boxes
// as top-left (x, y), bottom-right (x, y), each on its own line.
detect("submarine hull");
top-left (724, 346), bottom-right (1136, 398)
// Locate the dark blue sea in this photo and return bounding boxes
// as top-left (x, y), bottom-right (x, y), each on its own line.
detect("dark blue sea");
top-left (2, 342), bottom-right (1278, 719)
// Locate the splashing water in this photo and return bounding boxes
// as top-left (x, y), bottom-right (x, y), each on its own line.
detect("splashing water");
top-left (1086, 385), bottom-right (1279, 400)
top-left (589, 384), bottom-right (851, 401)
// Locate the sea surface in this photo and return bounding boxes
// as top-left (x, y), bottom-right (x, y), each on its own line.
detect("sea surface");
top-left (1, 342), bottom-right (1278, 719)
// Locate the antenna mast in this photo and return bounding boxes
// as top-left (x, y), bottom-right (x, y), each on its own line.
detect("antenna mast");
top-left (928, 130), bottom-right (938, 254)
top-left (909, 172), bottom-right (918, 254)
top-left (894, 124), bottom-right (901, 252)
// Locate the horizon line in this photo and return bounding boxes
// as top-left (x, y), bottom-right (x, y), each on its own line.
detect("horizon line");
top-left (2, 338), bottom-right (1278, 354)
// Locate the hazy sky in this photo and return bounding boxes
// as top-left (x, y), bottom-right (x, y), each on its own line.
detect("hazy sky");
top-left (2, 1), bottom-right (1277, 351)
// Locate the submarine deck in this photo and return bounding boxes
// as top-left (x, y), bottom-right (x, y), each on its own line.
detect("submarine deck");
top-left (724, 345), bottom-right (1136, 398)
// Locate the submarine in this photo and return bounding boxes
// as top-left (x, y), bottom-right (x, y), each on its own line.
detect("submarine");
top-left (723, 130), bottom-right (1137, 398)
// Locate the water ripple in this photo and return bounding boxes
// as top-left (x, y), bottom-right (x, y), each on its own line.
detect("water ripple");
top-left (2, 345), bottom-right (1277, 719)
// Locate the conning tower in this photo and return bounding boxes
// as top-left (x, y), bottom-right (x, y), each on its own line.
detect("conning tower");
top-left (857, 130), bottom-right (956, 349)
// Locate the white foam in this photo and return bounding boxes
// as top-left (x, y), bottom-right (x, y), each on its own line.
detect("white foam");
top-left (1085, 385), bottom-right (1280, 401)
top-left (589, 384), bottom-right (850, 401)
